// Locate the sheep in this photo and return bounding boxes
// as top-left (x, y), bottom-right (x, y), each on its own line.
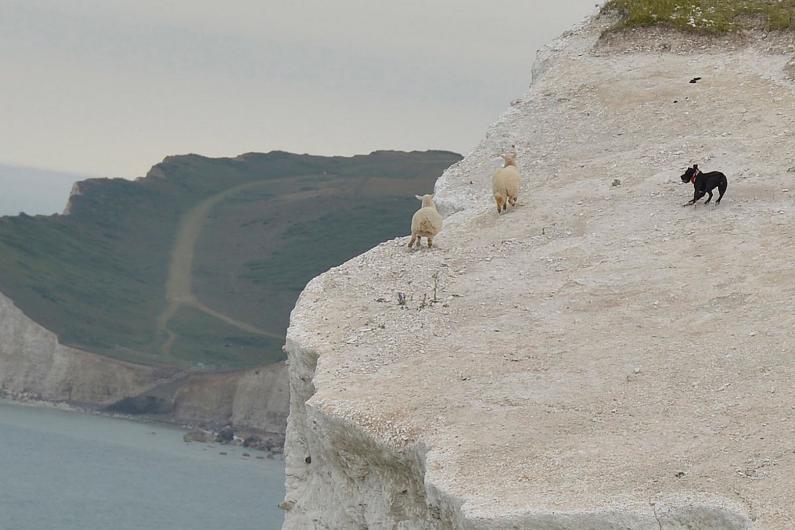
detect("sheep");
top-left (408, 194), bottom-right (442, 249)
top-left (492, 152), bottom-right (520, 214)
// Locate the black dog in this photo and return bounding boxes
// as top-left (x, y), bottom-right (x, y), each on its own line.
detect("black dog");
top-left (680, 164), bottom-right (728, 206)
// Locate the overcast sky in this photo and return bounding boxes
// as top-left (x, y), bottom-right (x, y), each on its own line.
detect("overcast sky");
top-left (0, 0), bottom-right (597, 210)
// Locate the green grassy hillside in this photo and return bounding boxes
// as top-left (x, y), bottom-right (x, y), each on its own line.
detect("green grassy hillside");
top-left (0, 150), bottom-right (461, 370)
top-left (603, 0), bottom-right (795, 33)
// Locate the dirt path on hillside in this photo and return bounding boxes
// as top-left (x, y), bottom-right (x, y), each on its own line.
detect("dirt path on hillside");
top-left (157, 181), bottom-right (283, 358)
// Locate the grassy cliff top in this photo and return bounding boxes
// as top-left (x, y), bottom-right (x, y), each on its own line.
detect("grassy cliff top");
top-left (602, 0), bottom-right (795, 33)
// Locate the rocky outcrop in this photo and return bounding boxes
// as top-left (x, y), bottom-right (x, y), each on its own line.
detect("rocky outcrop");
top-left (171, 362), bottom-right (289, 437)
top-left (785, 55), bottom-right (795, 80)
top-left (283, 14), bottom-right (795, 530)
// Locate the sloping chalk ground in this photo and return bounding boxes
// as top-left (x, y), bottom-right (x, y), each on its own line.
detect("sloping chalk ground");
top-left (284, 15), bottom-right (795, 529)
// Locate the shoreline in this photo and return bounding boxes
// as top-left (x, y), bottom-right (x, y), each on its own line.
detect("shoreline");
top-left (0, 394), bottom-right (284, 455)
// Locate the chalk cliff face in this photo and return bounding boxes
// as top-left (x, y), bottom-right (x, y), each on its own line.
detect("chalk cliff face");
top-left (0, 290), bottom-right (289, 435)
top-left (283, 14), bottom-right (795, 530)
top-left (172, 363), bottom-right (289, 437)
top-left (0, 292), bottom-right (156, 404)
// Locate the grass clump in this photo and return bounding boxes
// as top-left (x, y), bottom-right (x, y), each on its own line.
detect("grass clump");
top-left (602, 0), bottom-right (795, 33)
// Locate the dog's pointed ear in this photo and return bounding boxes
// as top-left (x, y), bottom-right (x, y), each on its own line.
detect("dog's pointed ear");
top-left (693, 164), bottom-right (699, 170)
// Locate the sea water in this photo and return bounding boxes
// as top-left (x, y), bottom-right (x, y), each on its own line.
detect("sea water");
top-left (0, 400), bottom-right (284, 530)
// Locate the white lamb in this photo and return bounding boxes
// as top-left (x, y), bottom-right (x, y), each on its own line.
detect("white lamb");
top-left (408, 194), bottom-right (442, 249)
top-left (492, 152), bottom-right (520, 214)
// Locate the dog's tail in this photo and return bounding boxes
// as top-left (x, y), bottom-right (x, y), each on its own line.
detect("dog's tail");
top-left (718, 174), bottom-right (728, 199)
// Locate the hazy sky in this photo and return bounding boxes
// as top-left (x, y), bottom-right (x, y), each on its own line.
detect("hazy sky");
top-left (0, 164), bottom-right (78, 216)
top-left (0, 0), bottom-right (597, 184)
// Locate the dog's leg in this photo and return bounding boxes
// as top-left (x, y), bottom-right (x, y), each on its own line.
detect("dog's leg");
top-left (684, 190), bottom-right (700, 207)
top-left (704, 190), bottom-right (713, 205)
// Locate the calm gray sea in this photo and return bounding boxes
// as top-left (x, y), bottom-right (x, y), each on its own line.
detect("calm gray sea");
top-left (0, 400), bottom-right (284, 530)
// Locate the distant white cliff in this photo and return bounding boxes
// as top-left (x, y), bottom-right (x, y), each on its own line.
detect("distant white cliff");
top-left (0, 289), bottom-right (289, 439)
top-left (0, 291), bottom-right (156, 404)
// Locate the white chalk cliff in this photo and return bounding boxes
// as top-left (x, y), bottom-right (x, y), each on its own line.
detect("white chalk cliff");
top-left (283, 14), bottom-right (795, 530)
top-left (0, 289), bottom-right (288, 436)
top-left (0, 291), bottom-right (156, 404)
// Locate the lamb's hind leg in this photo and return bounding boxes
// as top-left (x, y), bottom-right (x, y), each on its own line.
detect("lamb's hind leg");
top-left (508, 195), bottom-right (517, 208)
top-left (427, 237), bottom-right (433, 248)
top-left (495, 196), bottom-right (505, 214)
top-left (408, 234), bottom-right (417, 248)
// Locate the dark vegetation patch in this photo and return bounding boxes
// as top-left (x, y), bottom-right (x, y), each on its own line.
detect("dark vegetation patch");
top-left (241, 197), bottom-right (416, 294)
top-left (166, 306), bottom-right (284, 369)
top-left (105, 395), bottom-right (171, 415)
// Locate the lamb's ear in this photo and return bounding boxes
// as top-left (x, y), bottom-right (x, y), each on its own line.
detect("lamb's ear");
top-left (415, 195), bottom-right (423, 201)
